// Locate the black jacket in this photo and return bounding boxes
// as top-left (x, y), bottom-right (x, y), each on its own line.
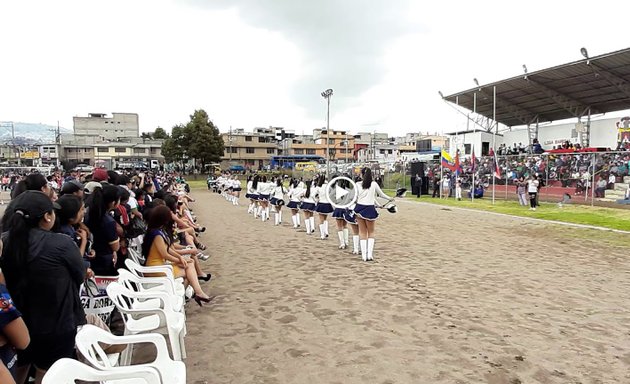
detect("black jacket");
top-left (1, 228), bottom-right (86, 336)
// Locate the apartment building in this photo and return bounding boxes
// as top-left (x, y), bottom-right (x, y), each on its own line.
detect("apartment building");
top-left (73, 112), bottom-right (139, 140)
top-left (221, 131), bottom-right (277, 170)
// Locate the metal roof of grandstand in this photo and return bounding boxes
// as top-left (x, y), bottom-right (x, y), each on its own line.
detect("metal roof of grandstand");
top-left (442, 47), bottom-right (630, 127)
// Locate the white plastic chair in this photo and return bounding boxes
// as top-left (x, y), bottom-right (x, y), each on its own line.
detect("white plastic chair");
top-left (125, 258), bottom-right (185, 287)
top-left (75, 325), bottom-right (186, 384)
top-left (43, 357), bottom-right (162, 384)
top-left (106, 282), bottom-right (186, 362)
top-left (117, 269), bottom-right (185, 312)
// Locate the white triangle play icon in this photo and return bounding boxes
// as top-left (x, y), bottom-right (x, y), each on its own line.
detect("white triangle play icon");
top-left (335, 185), bottom-right (349, 200)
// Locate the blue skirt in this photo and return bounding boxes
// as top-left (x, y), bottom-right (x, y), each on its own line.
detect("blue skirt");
top-left (245, 193), bottom-right (251, 199)
top-left (250, 194), bottom-right (259, 200)
top-left (259, 194), bottom-right (270, 201)
top-left (354, 204), bottom-right (378, 220)
top-left (270, 197), bottom-right (284, 206)
top-left (315, 202), bottom-right (333, 214)
top-left (344, 209), bottom-right (357, 224)
top-left (332, 208), bottom-right (345, 219)
top-left (301, 202), bottom-right (316, 212)
top-left (287, 201), bottom-right (300, 209)
top-left (234, 187), bottom-right (242, 192)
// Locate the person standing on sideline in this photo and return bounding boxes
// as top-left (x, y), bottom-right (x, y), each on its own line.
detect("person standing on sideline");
top-left (432, 176), bottom-right (440, 198)
top-left (527, 175), bottom-right (539, 210)
top-left (414, 174), bottom-right (422, 198)
top-left (516, 177), bottom-right (528, 206)
top-left (455, 176), bottom-right (462, 201)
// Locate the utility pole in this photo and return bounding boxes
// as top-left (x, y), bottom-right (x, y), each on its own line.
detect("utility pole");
top-left (321, 89), bottom-right (333, 180)
top-left (229, 125), bottom-right (232, 164)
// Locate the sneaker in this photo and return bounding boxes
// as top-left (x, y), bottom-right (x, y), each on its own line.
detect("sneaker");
top-left (197, 252), bottom-right (210, 261)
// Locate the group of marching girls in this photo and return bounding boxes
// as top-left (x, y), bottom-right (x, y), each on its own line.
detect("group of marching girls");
top-left (216, 167), bottom-right (394, 262)
top-left (216, 174), bottom-right (242, 206)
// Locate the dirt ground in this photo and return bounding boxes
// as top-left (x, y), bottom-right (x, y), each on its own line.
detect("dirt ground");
top-left (183, 190), bottom-right (630, 384)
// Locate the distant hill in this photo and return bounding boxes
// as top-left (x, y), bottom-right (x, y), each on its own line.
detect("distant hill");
top-left (0, 122), bottom-right (72, 144)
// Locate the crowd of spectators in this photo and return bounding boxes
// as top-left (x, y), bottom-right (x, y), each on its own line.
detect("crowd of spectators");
top-left (0, 168), bottom-right (211, 383)
top-left (419, 146), bottom-right (630, 200)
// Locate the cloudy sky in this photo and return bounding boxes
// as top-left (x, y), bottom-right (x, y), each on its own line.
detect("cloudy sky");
top-left (1, 0), bottom-right (629, 137)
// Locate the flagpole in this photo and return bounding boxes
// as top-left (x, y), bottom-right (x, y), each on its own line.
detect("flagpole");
top-left (440, 153), bottom-right (443, 199)
top-left (471, 152), bottom-right (475, 202)
top-left (492, 85), bottom-right (496, 205)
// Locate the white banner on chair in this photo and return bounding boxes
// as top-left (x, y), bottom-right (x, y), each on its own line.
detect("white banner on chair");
top-left (80, 276), bottom-right (118, 325)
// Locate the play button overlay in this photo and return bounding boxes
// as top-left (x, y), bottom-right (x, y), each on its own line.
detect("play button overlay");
top-left (326, 176), bottom-right (358, 209)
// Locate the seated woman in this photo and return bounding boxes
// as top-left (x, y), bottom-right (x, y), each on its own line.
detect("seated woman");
top-left (164, 194), bottom-right (207, 251)
top-left (142, 205), bottom-right (211, 306)
top-left (85, 184), bottom-right (121, 276)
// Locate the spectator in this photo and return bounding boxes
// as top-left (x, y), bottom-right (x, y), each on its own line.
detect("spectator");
top-left (527, 175), bottom-right (539, 210)
top-left (2, 174), bottom-right (53, 230)
top-left (608, 173), bottom-right (616, 189)
top-left (0, 191), bottom-right (85, 382)
top-left (142, 205), bottom-right (211, 306)
top-left (85, 184), bottom-right (121, 276)
top-left (595, 177), bottom-right (607, 198)
top-left (516, 177), bottom-right (527, 206)
top-left (59, 179), bottom-right (84, 198)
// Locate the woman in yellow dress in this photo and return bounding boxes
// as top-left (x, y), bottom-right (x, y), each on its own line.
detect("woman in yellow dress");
top-left (142, 205), bottom-right (211, 306)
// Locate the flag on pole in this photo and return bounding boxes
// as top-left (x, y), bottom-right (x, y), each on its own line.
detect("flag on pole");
top-left (454, 152), bottom-right (462, 177)
top-left (441, 150), bottom-right (454, 168)
top-left (471, 149), bottom-right (476, 173)
top-left (493, 152), bottom-right (501, 178)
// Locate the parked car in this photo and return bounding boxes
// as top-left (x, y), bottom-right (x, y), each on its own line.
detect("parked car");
top-left (74, 163), bottom-right (94, 172)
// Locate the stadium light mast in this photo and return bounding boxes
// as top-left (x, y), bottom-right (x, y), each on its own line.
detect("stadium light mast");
top-left (321, 88), bottom-right (333, 179)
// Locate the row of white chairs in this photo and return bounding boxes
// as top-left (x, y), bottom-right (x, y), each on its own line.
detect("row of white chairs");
top-left (43, 256), bottom-right (192, 383)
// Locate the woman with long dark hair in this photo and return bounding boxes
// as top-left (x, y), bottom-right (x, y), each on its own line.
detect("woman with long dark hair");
top-left (258, 176), bottom-right (272, 222)
top-left (251, 175), bottom-right (261, 219)
top-left (2, 174), bottom-right (53, 230)
top-left (143, 205), bottom-right (211, 306)
top-left (300, 180), bottom-right (316, 235)
top-left (287, 179), bottom-right (303, 229)
top-left (1, 191), bottom-right (85, 382)
top-left (331, 177), bottom-right (350, 250)
top-left (354, 168), bottom-right (392, 261)
top-left (85, 184), bottom-right (121, 275)
top-left (270, 178), bottom-right (286, 226)
top-left (54, 194), bottom-right (95, 272)
top-left (314, 175), bottom-right (333, 240)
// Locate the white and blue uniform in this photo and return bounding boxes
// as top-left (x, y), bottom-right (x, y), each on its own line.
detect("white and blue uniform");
top-left (270, 185), bottom-right (286, 206)
top-left (314, 182), bottom-right (333, 215)
top-left (354, 181), bottom-right (390, 221)
top-left (258, 181), bottom-right (273, 202)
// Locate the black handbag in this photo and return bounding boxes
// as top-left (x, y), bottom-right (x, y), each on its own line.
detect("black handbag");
top-left (126, 216), bottom-right (147, 238)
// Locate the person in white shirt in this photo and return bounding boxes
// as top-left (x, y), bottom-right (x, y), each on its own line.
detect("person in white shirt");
top-left (455, 177), bottom-right (462, 201)
top-left (245, 176), bottom-right (257, 214)
top-left (354, 168), bottom-right (392, 261)
top-left (331, 177), bottom-right (351, 250)
top-left (527, 175), bottom-right (540, 210)
top-left (257, 176), bottom-right (273, 222)
top-left (300, 180), bottom-right (317, 234)
top-left (231, 176), bottom-right (242, 206)
top-left (313, 175), bottom-right (333, 240)
top-left (252, 175), bottom-right (262, 219)
top-left (270, 178), bottom-right (287, 226)
top-left (286, 179), bottom-right (303, 228)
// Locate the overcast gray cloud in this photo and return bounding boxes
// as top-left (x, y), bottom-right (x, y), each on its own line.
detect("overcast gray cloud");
top-left (183, 0), bottom-right (421, 120)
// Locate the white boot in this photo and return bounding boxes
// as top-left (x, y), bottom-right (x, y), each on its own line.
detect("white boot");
top-left (296, 214), bottom-right (301, 227)
top-left (278, 211), bottom-right (282, 224)
top-left (247, 203), bottom-right (253, 214)
top-left (305, 218), bottom-right (311, 234)
top-left (352, 235), bottom-right (360, 254)
top-left (319, 224), bottom-right (325, 239)
top-left (343, 228), bottom-right (349, 249)
top-left (309, 217), bottom-right (315, 234)
top-left (323, 221), bottom-right (329, 237)
top-left (337, 231), bottom-right (345, 249)
top-left (274, 212), bottom-right (279, 225)
top-left (291, 215), bottom-right (298, 228)
top-left (360, 239), bottom-right (368, 261)
top-left (367, 238), bottom-right (375, 261)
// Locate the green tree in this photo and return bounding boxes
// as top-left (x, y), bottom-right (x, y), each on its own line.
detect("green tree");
top-left (184, 110), bottom-right (224, 167)
top-left (161, 124), bottom-right (185, 163)
top-left (152, 127), bottom-right (169, 140)
top-left (140, 132), bottom-right (153, 140)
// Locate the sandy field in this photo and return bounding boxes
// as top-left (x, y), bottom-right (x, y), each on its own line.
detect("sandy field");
top-left (183, 190), bottom-right (630, 384)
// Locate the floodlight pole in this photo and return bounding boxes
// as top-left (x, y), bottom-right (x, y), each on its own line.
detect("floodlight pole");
top-left (492, 85), bottom-right (496, 205)
top-left (321, 89), bottom-right (333, 179)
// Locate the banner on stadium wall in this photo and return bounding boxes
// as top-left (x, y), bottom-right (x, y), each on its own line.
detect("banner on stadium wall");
top-left (80, 276), bottom-right (118, 325)
top-left (618, 128), bottom-right (630, 143)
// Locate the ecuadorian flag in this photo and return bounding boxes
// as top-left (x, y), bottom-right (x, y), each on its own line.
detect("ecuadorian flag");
top-left (441, 150), bottom-right (454, 167)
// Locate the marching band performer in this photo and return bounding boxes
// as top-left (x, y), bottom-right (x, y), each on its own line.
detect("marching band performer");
top-left (354, 168), bottom-right (392, 261)
top-left (313, 175), bottom-right (332, 240)
top-left (270, 178), bottom-right (286, 226)
top-left (300, 180), bottom-right (316, 234)
top-left (287, 179), bottom-right (303, 229)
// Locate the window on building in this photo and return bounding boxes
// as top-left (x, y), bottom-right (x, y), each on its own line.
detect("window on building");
top-left (388, 149), bottom-right (393, 154)
top-left (150, 148), bottom-right (159, 154)
top-left (133, 148), bottom-right (146, 154)
top-left (328, 139), bottom-right (335, 145)
top-left (380, 149), bottom-right (385, 154)
top-left (266, 148), bottom-right (275, 154)
top-left (227, 147), bottom-right (237, 153)
top-left (245, 136), bottom-right (252, 142)
top-left (305, 149), bottom-right (315, 155)
top-left (97, 147), bottom-right (108, 153)
top-left (294, 149), bottom-right (304, 155)
top-left (246, 147), bottom-right (255, 154)
top-left (328, 148), bottom-right (336, 156)
top-left (115, 148), bottom-right (126, 153)
top-left (258, 137), bottom-right (266, 143)
top-left (464, 144), bottom-right (471, 155)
